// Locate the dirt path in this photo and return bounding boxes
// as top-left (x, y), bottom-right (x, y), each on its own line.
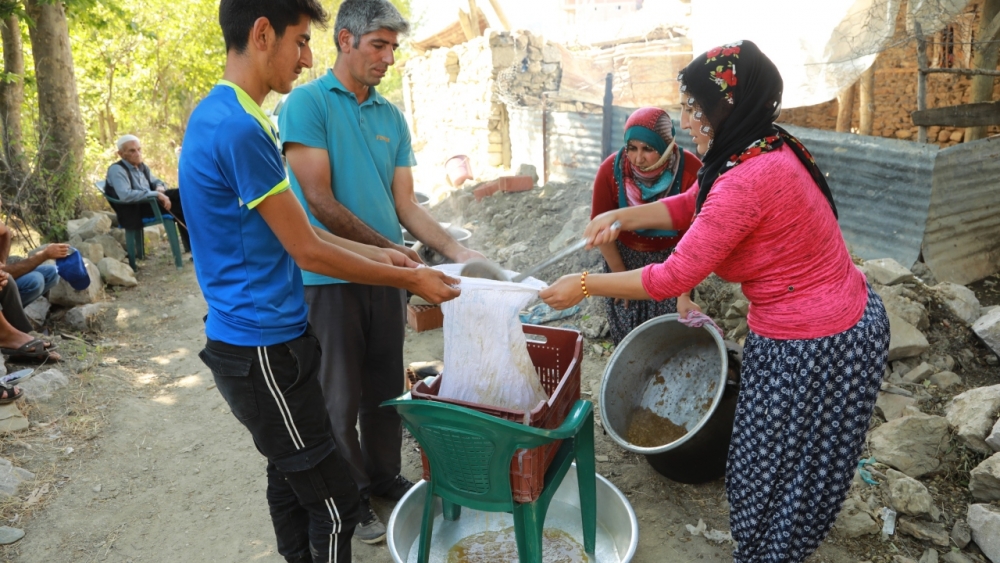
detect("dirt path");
top-left (0, 251), bottom-right (857, 563)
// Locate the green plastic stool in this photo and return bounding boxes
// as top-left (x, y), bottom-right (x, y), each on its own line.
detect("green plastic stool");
top-left (383, 396), bottom-right (597, 563)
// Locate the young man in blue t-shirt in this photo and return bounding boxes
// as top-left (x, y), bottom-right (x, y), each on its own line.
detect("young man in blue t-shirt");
top-left (179, 2), bottom-right (459, 562)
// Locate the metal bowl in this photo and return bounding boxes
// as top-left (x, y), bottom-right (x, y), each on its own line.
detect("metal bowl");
top-left (415, 191), bottom-right (430, 208)
top-left (387, 464), bottom-right (638, 563)
top-left (600, 314), bottom-right (737, 483)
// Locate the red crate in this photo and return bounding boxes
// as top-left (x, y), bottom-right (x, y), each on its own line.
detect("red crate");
top-left (410, 324), bottom-right (583, 503)
top-left (406, 304), bottom-right (443, 332)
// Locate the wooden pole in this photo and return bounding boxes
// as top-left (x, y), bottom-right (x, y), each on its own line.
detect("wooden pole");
top-left (487, 0), bottom-right (512, 31)
top-left (859, 64), bottom-right (876, 136)
top-left (966, 0), bottom-right (1000, 142)
top-left (601, 73), bottom-right (614, 159)
top-left (468, 0), bottom-right (481, 37)
top-left (457, 9), bottom-right (474, 41)
top-left (915, 23), bottom-right (929, 143)
top-left (836, 83), bottom-right (856, 133)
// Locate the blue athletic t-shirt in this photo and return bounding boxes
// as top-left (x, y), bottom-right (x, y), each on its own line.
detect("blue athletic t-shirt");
top-left (179, 81), bottom-right (308, 346)
top-left (279, 70), bottom-right (416, 286)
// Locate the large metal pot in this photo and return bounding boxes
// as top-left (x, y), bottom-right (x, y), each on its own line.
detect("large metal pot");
top-left (599, 314), bottom-right (740, 484)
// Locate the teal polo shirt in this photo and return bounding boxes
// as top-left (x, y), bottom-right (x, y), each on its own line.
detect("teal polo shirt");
top-left (279, 69), bottom-right (417, 285)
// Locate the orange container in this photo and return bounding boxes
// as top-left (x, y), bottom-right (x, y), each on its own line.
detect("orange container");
top-left (410, 324), bottom-right (583, 503)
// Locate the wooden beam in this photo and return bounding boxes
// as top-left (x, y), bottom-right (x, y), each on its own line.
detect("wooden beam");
top-left (468, 0), bottom-right (481, 37)
top-left (911, 101), bottom-right (1000, 127)
top-left (836, 83), bottom-right (856, 133)
top-left (488, 0), bottom-right (512, 31)
top-left (859, 65), bottom-right (875, 135)
top-left (457, 8), bottom-right (474, 41)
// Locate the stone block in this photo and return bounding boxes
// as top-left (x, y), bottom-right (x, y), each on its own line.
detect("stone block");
top-left (23, 297), bottom-right (50, 327)
top-left (988, 418), bottom-right (1000, 452)
top-left (951, 520), bottom-right (972, 549)
top-left (970, 453), bottom-right (1000, 502)
top-left (918, 550), bottom-right (939, 563)
top-left (929, 370), bottom-right (962, 391)
top-left (902, 362), bottom-right (936, 384)
top-left (833, 498), bottom-right (879, 538)
top-left (75, 241), bottom-right (104, 265)
top-left (68, 213), bottom-right (111, 241)
top-left (876, 284), bottom-right (930, 330)
top-left (66, 303), bottom-right (117, 332)
top-left (18, 369), bottom-right (68, 403)
top-left (862, 258), bottom-right (916, 285)
top-left (888, 312), bottom-right (930, 361)
top-left (97, 257), bottom-right (137, 287)
top-left (945, 384), bottom-right (1000, 455)
top-left (941, 552), bottom-right (972, 563)
top-left (0, 404), bottom-right (27, 434)
top-left (88, 234), bottom-right (127, 262)
top-left (967, 503), bottom-right (1000, 563)
top-left (869, 413), bottom-right (950, 478)
top-left (950, 130), bottom-right (964, 142)
top-left (111, 228), bottom-right (126, 248)
top-left (934, 282), bottom-right (981, 325)
top-left (473, 181), bottom-right (500, 202)
top-left (541, 43), bottom-right (560, 63)
top-left (516, 164), bottom-right (539, 184)
top-left (973, 307), bottom-right (1000, 357)
top-left (887, 469), bottom-right (935, 517)
top-left (877, 393), bottom-right (918, 421)
top-left (48, 259), bottom-right (104, 306)
top-left (0, 457), bottom-right (33, 497)
top-left (499, 175), bottom-right (532, 193)
top-left (897, 517), bottom-right (949, 546)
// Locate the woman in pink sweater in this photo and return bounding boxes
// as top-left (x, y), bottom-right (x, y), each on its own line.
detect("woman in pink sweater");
top-left (540, 40), bottom-right (889, 563)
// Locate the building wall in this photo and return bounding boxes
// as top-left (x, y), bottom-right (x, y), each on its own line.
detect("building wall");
top-left (402, 30), bottom-right (561, 176)
top-left (780, 0), bottom-right (1000, 147)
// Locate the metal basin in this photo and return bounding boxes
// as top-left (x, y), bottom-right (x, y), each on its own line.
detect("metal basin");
top-left (387, 464), bottom-right (638, 563)
top-left (415, 191), bottom-right (430, 208)
top-left (600, 314), bottom-right (738, 484)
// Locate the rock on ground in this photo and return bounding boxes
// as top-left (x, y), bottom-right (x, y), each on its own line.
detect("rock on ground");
top-left (18, 369), bottom-right (69, 403)
top-left (942, 552), bottom-right (973, 563)
top-left (951, 520), bottom-right (972, 549)
top-left (75, 241), bottom-right (105, 265)
top-left (877, 285), bottom-right (930, 331)
top-left (988, 419), bottom-right (1000, 452)
top-left (930, 370), bottom-right (962, 391)
top-left (896, 517), bottom-right (950, 546)
top-left (902, 362), bottom-right (936, 384)
top-left (833, 498), bottom-right (879, 538)
top-left (66, 303), bottom-right (117, 332)
top-left (887, 469), bottom-right (936, 517)
top-left (23, 296), bottom-right (50, 327)
top-left (97, 257), bottom-right (138, 287)
top-left (877, 393), bottom-right (919, 421)
top-left (934, 282), bottom-right (981, 325)
top-left (967, 503), bottom-right (1000, 563)
top-left (945, 385), bottom-right (1000, 455)
top-left (48, 258), bottom-right (105, 306)
top-left (918, 549), bottom-right (939, 563)
top-left (862, 258), bottom-right (916, 286)
top-left (973, 307), bottom-right (1000, 357)
top-left (89, 233), bottom-right (128, 263)
top-left (0, 457), bottom-right (33, 497)
top-left (888, 312), bottom-right (930, 361)
top-left (869, 414), bottom-right (950, 478)
top-left (67, 214), bottom-right (111, 241)
top-left (0, 403), bottom-right (28, 433)
top-left (969, 452), bottom-right (1000, 502)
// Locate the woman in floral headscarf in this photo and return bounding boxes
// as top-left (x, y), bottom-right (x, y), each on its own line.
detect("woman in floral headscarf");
top-left (540, 40), bottom-right (889, 563)
top-left (590, 107), bottom-right (701, 344)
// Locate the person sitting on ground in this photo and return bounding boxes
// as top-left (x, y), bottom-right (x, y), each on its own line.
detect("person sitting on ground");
top-left (105, 134), bottom-right (191, 252)
top-left (0, 196), bottom-right (70, 307)
top-left (0, 219), bottom-right (60, 362)
top-left (590, 106), bottom-right (702, 345)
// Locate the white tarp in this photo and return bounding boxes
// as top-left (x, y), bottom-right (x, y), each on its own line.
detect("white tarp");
top-left (690, 0), bottom-right (973, 108)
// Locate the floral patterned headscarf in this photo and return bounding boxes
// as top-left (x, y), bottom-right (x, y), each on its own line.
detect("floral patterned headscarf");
top-left (678, 40), bottom-right (837, 218)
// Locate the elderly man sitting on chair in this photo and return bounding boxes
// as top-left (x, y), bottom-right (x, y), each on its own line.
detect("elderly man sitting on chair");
top-left (105, 135), bottom-right (190, 252)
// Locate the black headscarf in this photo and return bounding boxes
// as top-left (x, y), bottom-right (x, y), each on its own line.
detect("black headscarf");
top-left (678, 40), bottom-right (838, 218)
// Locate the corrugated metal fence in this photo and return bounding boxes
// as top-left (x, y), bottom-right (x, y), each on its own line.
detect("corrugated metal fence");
top-left (507, 104), bottom-right (1000, 284)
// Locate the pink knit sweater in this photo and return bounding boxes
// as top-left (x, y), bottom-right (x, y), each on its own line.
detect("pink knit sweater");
top-left (641, 144), bottom-right (868, 340)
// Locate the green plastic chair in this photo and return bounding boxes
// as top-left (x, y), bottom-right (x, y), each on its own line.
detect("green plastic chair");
top-left (383, 395), bottom-right (597, 563)
top-left (95, 180), bottom-right (183, 271)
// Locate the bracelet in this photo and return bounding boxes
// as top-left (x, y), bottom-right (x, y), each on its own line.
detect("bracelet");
top-left (580, 271), bottom-right (591, 298)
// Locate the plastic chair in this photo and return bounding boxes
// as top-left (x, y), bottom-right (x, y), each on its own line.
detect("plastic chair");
top-left (382, 395), bottom-right (597, 563)
top-left (94, 180), bottom-right (183, 271)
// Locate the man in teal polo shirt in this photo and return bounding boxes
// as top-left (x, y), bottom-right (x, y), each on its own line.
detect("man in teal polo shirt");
top-left (181, 1), bottom-right (459, 561)
top-left (279, 0), bottom-right (484, 544)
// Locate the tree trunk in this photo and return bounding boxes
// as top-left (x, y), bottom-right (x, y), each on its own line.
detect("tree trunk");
top-left (23, 0), bottom-right (86, 237)
top-left (0, 13), bottom-right (26, 184)
top-left (859, 64), bottom-right (876, 136)
top-left (966, 0), bottom-right (1000, 143)
top-left (836, 83), bottom-right (856, 133)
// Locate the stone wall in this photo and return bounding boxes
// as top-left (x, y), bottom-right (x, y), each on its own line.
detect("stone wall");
top-left (780, 0), bottom-right (1000, 147)
top-left (402, 30), bottom-right (562, 179)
